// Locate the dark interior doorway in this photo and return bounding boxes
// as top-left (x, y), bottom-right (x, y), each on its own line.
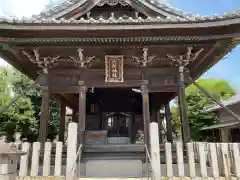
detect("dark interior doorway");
top-left (106, 112), bottom-right (130, 137)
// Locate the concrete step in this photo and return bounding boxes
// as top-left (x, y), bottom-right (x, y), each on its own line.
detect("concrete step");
top-left (80, 178), bottom-right (145, 180)
top-left (84, 159), bottom-right (143, 178)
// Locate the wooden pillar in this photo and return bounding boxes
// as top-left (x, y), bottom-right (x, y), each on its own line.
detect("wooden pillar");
top-left (72, 109), bottom-right (77, 123)
top-left (178, 66), bottom-right (190, 143)
top-left (131, 113), bottom-right (136, 143)
top-left (141, 85), bottom-right (150, 147)
top-left (165, 103), bottom-right (173, 143)
top-left (220, 128), bottom-right (230, 142)
top-left (151, 95), bottom-right (158, 123)
top-left (59, 102), bottom-right (66, 142)
top-left (152, 98), bottom-right (162, 143)
top-left (78, 86), bottom-right (86, 144)
top-left (127, 116), bottom-right (132, 143)
top-left (99, 103), bottom-right (103, 129)
top-left (38, 88), bottom-right (50, 144)
top-left (157, 111), bottom-right (163, 143)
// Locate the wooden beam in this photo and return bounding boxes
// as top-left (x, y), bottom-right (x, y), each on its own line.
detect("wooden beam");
top-left (191, 43), bottom-right (219, 71)
top-left (16, 44), bottom-right (211, 49)
top-left (61, 94), bottom-right (78, 108)
top-left (48, 82), bottom-right (179, 93)
top-left (53, 94), bottom-right (75, 109)
top-left (149, 85), bottom-right (178, 92)
top-left (48, 80), bottom-right (148, 91)
top-left (86, 80), bottom-right (148, 88)
top-left (50, 67), bottom-right (178, 76)
top-left (49, 86), bottom-right (81, 94)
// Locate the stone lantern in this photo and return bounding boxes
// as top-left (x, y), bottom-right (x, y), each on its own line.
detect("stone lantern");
top-left (0, 143), bottom-right (26, 180)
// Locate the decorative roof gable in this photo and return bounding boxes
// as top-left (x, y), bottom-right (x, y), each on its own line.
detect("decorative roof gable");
top-left (30, 0), bottom-right (200, 21)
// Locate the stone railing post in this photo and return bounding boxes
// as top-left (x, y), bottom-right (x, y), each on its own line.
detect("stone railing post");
top-left (66, 122), bottom-right (78, 180)
top-left (149, 122), bottom-right (161, 179)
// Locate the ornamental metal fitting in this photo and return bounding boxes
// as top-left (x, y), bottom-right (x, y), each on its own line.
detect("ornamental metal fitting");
top-left (166, 47), bottom-right (204, 67)
top-left (97, 0), bottom-right (128, 6)
top-left (22, 49), bottom-right (60, 74)
top-left (133, 48), bottom-right (156, 67)
top-left (70, 48), bottom-right (95, 68)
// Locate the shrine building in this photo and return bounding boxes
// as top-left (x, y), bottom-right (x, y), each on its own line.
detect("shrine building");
top-left (0, 0), bottom-right (240, 148)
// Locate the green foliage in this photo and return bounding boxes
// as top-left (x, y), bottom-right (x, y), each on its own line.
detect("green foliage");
top-left (0, 67), bottom-right (60, 142)
top-left (0, 67), bottom-right (37, 141)
top-left (172, 78), bottom-right (236, 141)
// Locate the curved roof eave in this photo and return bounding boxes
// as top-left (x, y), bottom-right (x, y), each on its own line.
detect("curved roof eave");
top-left (0, 16), bottom-right (240, 30)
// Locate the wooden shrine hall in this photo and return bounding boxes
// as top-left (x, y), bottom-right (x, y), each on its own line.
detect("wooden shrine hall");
top-left (0, 0), bottom-right (240, 146)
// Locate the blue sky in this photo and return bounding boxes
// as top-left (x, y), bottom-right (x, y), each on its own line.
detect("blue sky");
top-left (167, 0), bottom-right (240, 90)
top-left (0, 0), bottom-right (239, 90)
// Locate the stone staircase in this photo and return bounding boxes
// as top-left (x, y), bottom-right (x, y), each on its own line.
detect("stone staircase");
top-left (28, 143), bottom-right (189, 177)
top-left (82, 144), bottom-right (145, 161)
top-left (37, 143), bottom-right (188, 164)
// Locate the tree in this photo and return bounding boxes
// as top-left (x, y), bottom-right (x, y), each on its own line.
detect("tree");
top-left (0, 67), bottom-right (61, 142)
top-left (10, 68), bottom-right (60, 141)
top-left (0, 67), bottom-right (36, 142)
top-left (172, 78), bottom-right (236, 141)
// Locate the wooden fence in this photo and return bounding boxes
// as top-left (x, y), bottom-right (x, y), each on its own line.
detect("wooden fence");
top-left (2, 122), bottom-right (240, 179)
top-left (16, 142), bottom-right (66, 177)
top-left (148, 123), bottom-right (240, 179)
top-left (10, 141), bottom-right (240, 179)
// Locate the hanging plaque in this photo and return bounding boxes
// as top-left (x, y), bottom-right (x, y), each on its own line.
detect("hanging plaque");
top-left (105, 55), bottom-right (124, 82)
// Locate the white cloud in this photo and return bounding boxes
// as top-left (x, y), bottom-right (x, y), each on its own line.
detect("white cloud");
top-left (0, 0), bottom-right (50, 18)
top-left (0, 8), bottom-right (5, 16)
top-left (0, 0), bottom-right (54, 66)
top-left (0, 58), bottom-right (8, 67)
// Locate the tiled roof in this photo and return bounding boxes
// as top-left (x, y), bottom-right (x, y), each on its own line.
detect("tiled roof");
top-left (0, 13), bottom-right (239, 24)
top-left (207, 93), bottom-right (240, 112)
top-left (201, 120), bottom-right (240, 130)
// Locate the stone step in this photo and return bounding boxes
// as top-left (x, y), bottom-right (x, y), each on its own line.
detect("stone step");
top-left (36, 144), bottom-right (188, 164)
top-left (83, 144), bottom-right (144, 153)
top-left (82, 152), bottom-right (145, 161)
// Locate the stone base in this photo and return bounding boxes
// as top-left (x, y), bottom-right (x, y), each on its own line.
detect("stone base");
top-left (107, 137), bottom-right (130, 144)
top-left (86, 160), bottom-right (142, 178)
top-left (84, 131), bottom-right (107, 145)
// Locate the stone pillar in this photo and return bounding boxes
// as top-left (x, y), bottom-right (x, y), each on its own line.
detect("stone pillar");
top-left (66, 122), bottom-right (78, 180)
top-left (38, 88), bottom-right (50, 144)
top-left (149, 122), bottom-right (161, 178)
top-left (59, 102), bottom-right (66, 142)
top-left (78, 86), bottom-right (86, 144)
top-left (178, 66), bottom-right (190, 143)
top-left (141, 85), bottom-right (150, 147)
top-left (165, 103), bottom-right (173, 143)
